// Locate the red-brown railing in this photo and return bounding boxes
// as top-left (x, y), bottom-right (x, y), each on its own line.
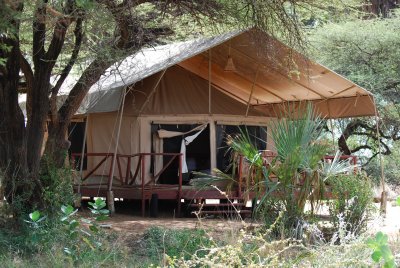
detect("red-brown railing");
top-left (237, 152), bottom-right (359, 198)
top-left (71, 152), bottom-right (183, 216)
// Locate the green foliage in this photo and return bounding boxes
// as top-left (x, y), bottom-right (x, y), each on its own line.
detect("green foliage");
top-left (309, 11), bottom-right (400, 173)
top-left (327, 174), bottom-right (374, 236)
top-left (138, 227), bottom-right (214, 264)
top-left (228, 104), bottom-right (361, 236)
top-left (397, 196), bottom-right (400, 206)
top-left (366, 232), bottom-right (396, 268)
top-left (365, 143), bottom-right (400, 186)
top-left (310, 13), bottom-right (400, 102)
top-left (0, 198), bottom-right (110, 266)
top-left (39, 156), bottom-right (75, 216)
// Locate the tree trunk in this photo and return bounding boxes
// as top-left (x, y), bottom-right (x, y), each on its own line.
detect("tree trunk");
top-left (0, 12), bottom-right (35, 211)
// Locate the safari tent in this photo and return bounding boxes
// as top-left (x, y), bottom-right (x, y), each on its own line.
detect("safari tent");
top-left (66, 29), bottom-right (377, 216)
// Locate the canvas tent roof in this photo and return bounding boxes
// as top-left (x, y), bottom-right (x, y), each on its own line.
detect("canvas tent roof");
top-left (62, 28), bottom-right (375, 118)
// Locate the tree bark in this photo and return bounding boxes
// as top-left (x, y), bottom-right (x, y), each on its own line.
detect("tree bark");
top-left (0, 2), bottom-right (33, 209)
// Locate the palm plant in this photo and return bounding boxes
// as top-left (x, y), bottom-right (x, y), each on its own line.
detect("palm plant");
top-left (230, 103), bottom-right (356, 233)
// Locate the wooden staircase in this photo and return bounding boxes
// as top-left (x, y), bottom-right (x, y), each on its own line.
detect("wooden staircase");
top-left (187, 199), bottom-right (253, 218)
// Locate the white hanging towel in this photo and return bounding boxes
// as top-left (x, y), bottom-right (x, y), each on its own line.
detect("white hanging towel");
top-left (154, 124), bottom-right (208, 176)
top-left (180, 125), bottom-right (207, 173)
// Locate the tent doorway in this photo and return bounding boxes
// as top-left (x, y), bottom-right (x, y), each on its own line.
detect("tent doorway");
top-left (151, 124), bottom-right (210, 184)
top-left (68, 121), bottom-right (87, 170)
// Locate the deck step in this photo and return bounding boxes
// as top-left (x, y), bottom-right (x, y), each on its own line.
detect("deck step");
top-left (188, 203), bottom-right (246, 208)
top-left (196, 210), bottom-right (252, 215)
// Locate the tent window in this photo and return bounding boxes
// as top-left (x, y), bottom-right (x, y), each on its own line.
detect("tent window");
top-left (151, 124), bottom-right (210, 184)
top-left (216, 125), bottom-right (267, 172)
top-left (68, 122), bottom-right (87, 170)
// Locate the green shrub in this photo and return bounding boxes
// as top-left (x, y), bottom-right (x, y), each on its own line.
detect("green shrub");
top-left (327, 173), bottom-right (374, 236)
top-left (40, 157), bottom-right (75, 216)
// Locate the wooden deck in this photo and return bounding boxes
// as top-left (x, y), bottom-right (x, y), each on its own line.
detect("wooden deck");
top-left (72, 152), bottom-right (357, 217)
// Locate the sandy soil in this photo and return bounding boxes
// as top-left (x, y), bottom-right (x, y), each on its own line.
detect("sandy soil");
top-left (89, 202), bottom-right (399, 239)
top-left (372, 202), bottom-right (400, 237)
top-left (100, 214), bottom-right (251, 236)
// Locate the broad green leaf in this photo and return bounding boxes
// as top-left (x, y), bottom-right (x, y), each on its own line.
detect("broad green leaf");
top-left (95, 197), bottom-right (104, 205)
top-left (383, 259), bottom-right (396, 268)
top-left (366, 237), bottom-right (376, 247)
top-left (96, 215), bottom-right (108, 221)
top-left (89, 225), bottom-right (98, 233)
top-left (380, 245), bottom-right (393, 260)
top-left (99, 209), bottom-right (109, 215)
top-left (69, 220), bottom-right (79, 230)
top-left (29, 211), bottom-right (41, 222)
top-left (61, 205), bottom-right (75, 215)
top-left (371, 251), bottom-right (382, 262)
top-left (375, 232), bottom-right (385, 243)
top-left (396, 196), bottom-right (400, 206)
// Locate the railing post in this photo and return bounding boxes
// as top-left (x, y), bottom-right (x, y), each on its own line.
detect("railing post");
top-left (178, 154), bottom-right (183, 217)
top-left (125, 156), bottom-right (131, 185)
top-left (107, 154), bottom-right (116, 214)
top-left (141, 154), bottom-right (146, 217)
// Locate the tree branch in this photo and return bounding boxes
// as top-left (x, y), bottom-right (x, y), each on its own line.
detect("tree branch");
top-left (32, 1), bottom-right (47, 68)
top-left (50, 17), bottom-right (83, 122)
top-left (18, 50), bottom-right (34, 119)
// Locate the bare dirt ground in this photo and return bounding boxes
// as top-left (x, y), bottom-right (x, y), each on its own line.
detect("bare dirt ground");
top-left (372, 202), bottom-right (400, 237)
top-left (101, 214), bottom-right (250, 236)
top-left (88, 201), bottom-right (399, 239)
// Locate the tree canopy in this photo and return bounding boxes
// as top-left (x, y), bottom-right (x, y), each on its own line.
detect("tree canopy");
top-left (309, 9), bottom-right (400, 182)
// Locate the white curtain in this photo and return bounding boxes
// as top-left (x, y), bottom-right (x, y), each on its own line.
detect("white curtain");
top-left (153, 124), bottom-right (207, 180)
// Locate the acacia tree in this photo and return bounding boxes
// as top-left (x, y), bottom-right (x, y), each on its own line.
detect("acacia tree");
top-left (4, 0), bottom-right (338, 213)
top-left (310, 11), bottom-right (400, 168)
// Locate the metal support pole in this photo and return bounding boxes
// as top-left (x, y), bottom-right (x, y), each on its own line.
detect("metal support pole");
top-left (373, 97), bottom-right (386, 214)
top-left (76, 116), bottom-right (89, 207)
top-left (108, 87), bottom-right (128, 214)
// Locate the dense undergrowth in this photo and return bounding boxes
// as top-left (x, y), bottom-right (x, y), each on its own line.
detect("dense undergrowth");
top-left (0, 212), bottom-right (398, 267)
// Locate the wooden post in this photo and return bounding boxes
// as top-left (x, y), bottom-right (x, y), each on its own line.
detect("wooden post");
top-left (177, 153), bottom-right (183, 217)
top-left (141, 154), bottom-right (146, 217)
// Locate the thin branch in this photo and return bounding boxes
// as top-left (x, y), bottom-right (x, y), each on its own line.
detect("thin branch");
top-left (32, 1), bottom-right (47, 68)
top-left (18, 50), bottom-right (34, 119)
top-left (50, 17), bottom-right (83, 119)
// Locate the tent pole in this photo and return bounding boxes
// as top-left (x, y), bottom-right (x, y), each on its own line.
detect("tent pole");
top-left (76, 115), bottom-right (88, 207)
top-left (208, 49), bottom-right (212, 115)
top-left (108, 87), bottom-right (128, 214)
top-left (137, 69), bottom-right (167, 116)
top-left (246, 67), bottom-right (259, 117)
top-left (373, 97), bottom-right (386, 214)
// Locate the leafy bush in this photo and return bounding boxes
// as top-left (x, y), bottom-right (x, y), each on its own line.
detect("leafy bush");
top-left (327, 174), bottom-right (374, 236)
top-left (40, 156), bottom-right (75, 215)
top-left (0, 198), bottom-right (117, 266)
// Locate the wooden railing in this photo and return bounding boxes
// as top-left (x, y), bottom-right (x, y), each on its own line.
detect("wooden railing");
top-left (71, 152), bottom-right (183, 216)
top-left (237, 152), bottom-right (359, 198)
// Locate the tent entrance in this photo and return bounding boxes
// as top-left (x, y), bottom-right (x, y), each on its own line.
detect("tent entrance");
top-left (68, 121), bottom-right (87, 170)
top-left (151, 124), bottom-right (210, 184)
